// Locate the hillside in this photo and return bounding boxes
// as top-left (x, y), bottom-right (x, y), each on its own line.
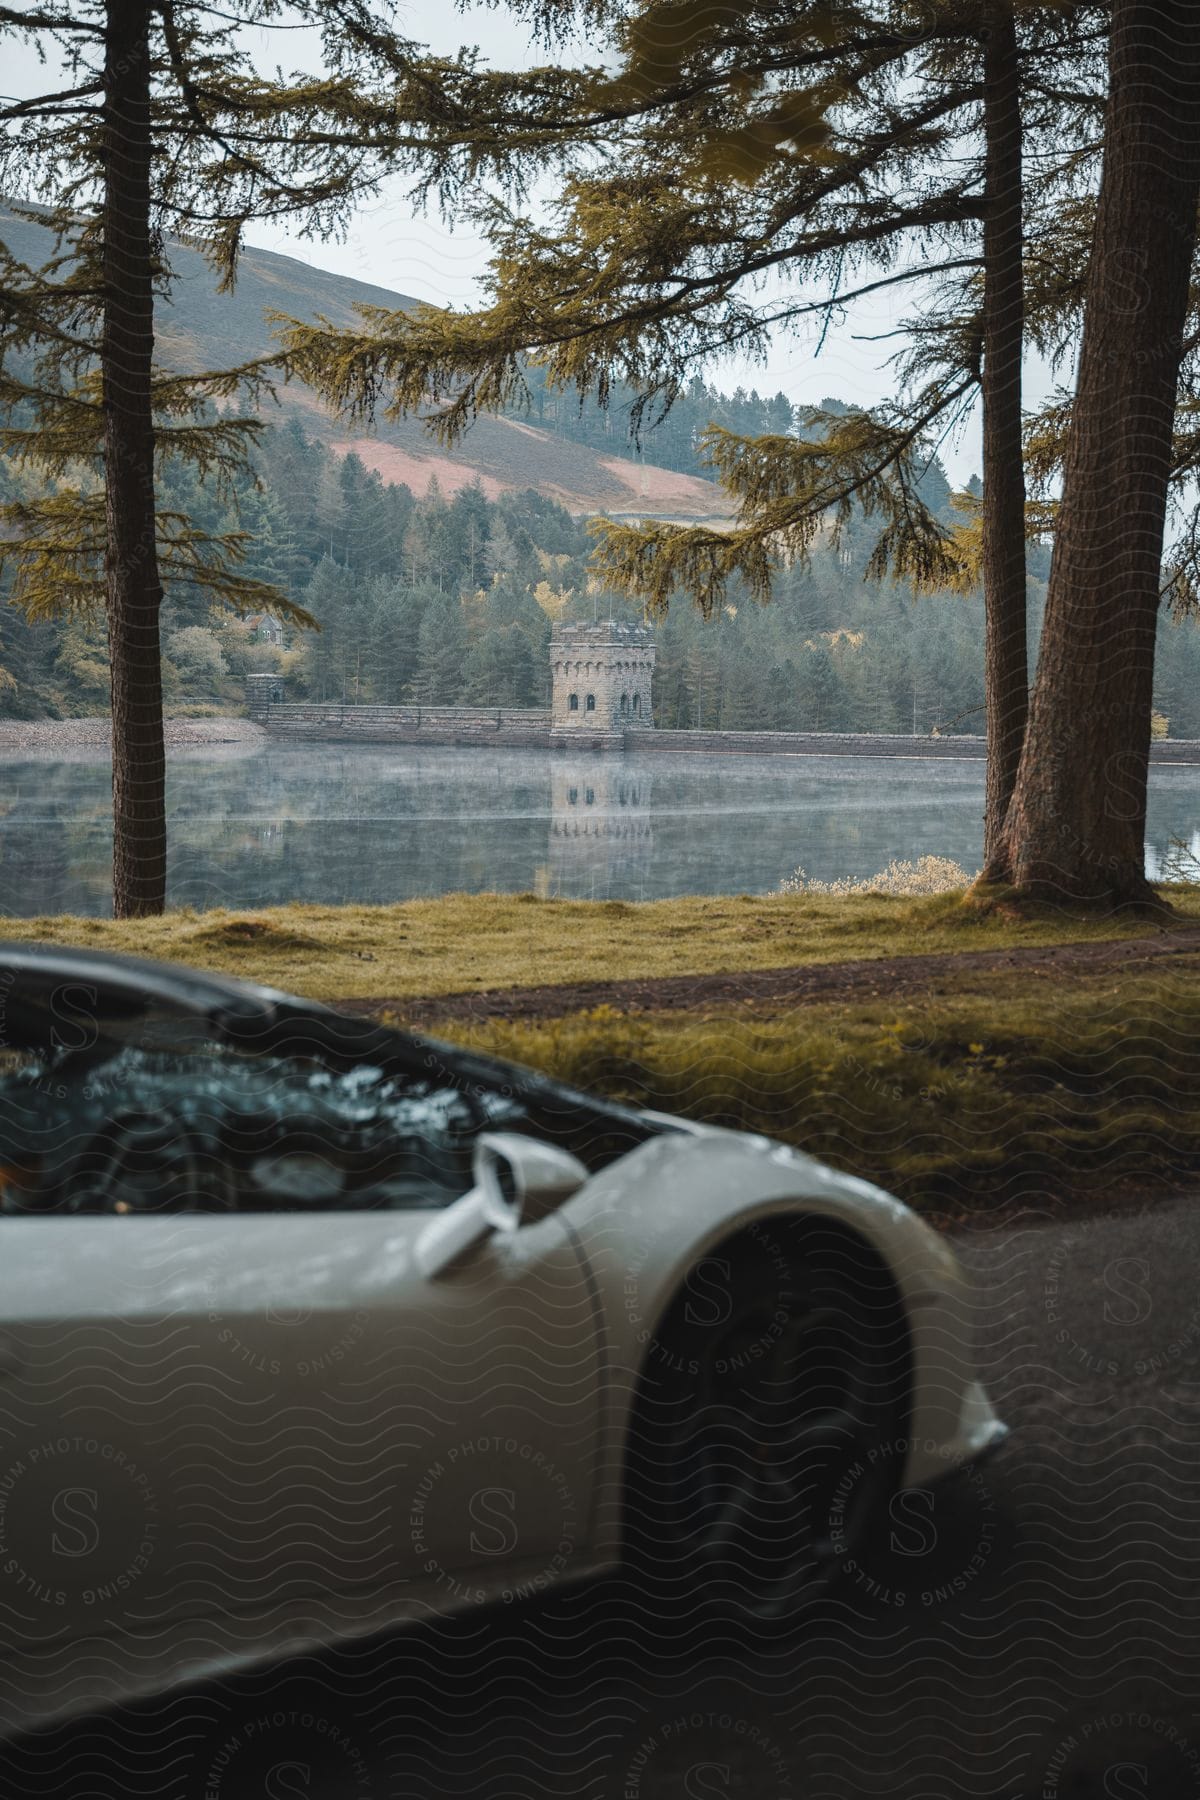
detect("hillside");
top-left (0, 208), bottom-right (730, 523)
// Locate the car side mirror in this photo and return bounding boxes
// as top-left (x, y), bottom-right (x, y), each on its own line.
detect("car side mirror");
top-left (415, 1134), bottom-right (588, 1279)
top-left (475, 1132), bottom-right (589, 1227)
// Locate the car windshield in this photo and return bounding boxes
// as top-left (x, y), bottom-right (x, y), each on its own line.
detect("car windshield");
top-left (0, 1038), bottom-right (525, 1216)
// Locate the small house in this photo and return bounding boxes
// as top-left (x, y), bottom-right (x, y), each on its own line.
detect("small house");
top-left (246, 614), bottom-right (285, 648)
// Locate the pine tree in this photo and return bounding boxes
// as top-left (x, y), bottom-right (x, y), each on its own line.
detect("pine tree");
top-left (803, 648), bottom-right (849, 732)
top-left (719, 655), bottom-right (770, 730)
top-left (365, 578), bottom-right (428, 702)
top-left (235, 488), bottom-right (301, 603)
top-left (282, 0), bottom-right (1105, 858)
top-left (760, 662), bottom-right (793, 732)
top-left (414, 591), bottom-right (469, 703)
top-left (263, 415), bottom-right (331, 569)
top-left (462, 624), bottom-right (536, 706)
top-left (482, 518), bottom-right (522, 581)
top-left (0, 1), bottom-right (446, 914)
top-left (450, 481), bottom-right (493, 592)
top-left (988, 0), bottom-right (1200, 904)
top-left (301, 557), bottom-right (357, 702)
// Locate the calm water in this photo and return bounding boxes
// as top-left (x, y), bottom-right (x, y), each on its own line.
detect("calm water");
top-left (1, 743), bottom-right (1198, 916)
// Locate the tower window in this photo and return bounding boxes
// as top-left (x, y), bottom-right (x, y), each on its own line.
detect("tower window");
top-left (568, 693), bottom-right (579, 711)
top-left (586, 694), bottom-right (596, 712)
top-left (632, 693), bottom-right (640, 713)
top-left (620, 693), bottom-right (629, 714)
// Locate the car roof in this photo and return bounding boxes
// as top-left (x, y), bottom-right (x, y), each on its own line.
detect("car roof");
top-left (0, 940), bottom-right (321, 1032)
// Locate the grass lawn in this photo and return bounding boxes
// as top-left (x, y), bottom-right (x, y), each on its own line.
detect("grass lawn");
top-left (2, 885), bottom-right (1200, 1000)
top-left (433, 973), bottom-right (1200, 1208)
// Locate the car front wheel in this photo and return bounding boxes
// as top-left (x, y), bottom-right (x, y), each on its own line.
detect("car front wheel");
top-left (622, 1225), bottom-right (909, 1628)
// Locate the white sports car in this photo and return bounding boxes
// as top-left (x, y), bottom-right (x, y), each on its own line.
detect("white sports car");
top-left (0, 946), bottom-right (1004, 1740)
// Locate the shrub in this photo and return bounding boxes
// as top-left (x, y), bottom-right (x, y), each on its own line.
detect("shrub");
top-left (165, 626), bottom-right (228, 693)
top-left (780, 855), bottom-right (977, 898)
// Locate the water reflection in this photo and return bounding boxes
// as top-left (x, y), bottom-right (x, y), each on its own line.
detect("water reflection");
top-left (548, 761), bottom-right (654, 900)
top-left (0, 744), bottom-right (1198, 917)
top-left (1, 795), bottom-right (72, 910)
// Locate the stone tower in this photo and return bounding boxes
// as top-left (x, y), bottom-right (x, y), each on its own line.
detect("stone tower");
top-left (550, 621), bottom-right (655, 730)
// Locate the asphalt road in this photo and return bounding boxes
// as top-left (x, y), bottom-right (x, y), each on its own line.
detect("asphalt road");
top-left (6, 1192), bottom-right (1200, 1799)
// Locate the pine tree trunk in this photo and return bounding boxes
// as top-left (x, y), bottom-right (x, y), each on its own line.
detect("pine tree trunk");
top-left (980, 0), bottom-right (1027, 864)
top-left (991, 0), bottom-right (1200, 904)
top-left (102, 0), bottom-right (167, 917)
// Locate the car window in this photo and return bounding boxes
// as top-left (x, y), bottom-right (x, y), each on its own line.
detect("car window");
top-left (0, 1042), bottom-right (524, 1216)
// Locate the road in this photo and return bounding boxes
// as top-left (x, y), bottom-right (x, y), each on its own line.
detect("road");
top-left (5, 1193), bottom-right (1200, 1799)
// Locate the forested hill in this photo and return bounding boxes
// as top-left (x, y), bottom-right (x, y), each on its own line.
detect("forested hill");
top-left (0, 204), bottom-right (1010, 729)
top-left (24, 204), bottom-right (1200, 741)
top-left (0, 207), bottom-right (734, 522)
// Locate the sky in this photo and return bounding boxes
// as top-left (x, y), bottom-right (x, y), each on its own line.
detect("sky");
top-left (1, 2), bottom-right (1067, 488)
top-left (236, 2), bottom-right (998, 486)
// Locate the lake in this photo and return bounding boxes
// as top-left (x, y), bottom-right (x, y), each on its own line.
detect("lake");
top-left (1, 743), bottom-right (1198, 916)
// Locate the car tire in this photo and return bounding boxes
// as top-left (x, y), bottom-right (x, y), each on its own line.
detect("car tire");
top-left (620, 1221), bottom-right (910, 1632)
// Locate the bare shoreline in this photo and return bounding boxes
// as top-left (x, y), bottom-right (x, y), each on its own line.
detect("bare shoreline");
top-left (0, 717), bottom-right (266, 759)
top-left (2, 714), bottom-right (1199, 769)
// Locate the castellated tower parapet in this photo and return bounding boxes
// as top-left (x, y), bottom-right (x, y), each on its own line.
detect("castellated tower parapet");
top-left (550, 620), bottom-right (655, 731)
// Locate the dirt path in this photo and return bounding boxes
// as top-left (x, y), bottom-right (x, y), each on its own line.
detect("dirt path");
top-left (337, 924), bottom-right (1200, 1025)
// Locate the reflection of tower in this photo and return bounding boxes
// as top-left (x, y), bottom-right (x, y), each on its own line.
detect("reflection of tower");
top-left (550, 622), bottom-right (655, 731)
top-left (547, 760), bottom-right (654, 898)
top-left (247, 821), bottom-right (285, 854)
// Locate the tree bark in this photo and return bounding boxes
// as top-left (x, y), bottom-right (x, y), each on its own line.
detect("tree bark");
top-left (979, 0), bottom-right (1027, 864)
top-left (991, 0), bottom-right (1200, 905)
top-left (102, 0), bottom-right (166, 917)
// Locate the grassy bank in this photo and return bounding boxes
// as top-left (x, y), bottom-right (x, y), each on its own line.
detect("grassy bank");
top-left (6, 890), bottom-right (1200, 1206)
top-left (3, 886), bottom-right (1200, 1000)
top-left (426, 972), bottom-right (1200, 1207)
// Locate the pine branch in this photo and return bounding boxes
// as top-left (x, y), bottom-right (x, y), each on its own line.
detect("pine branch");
top-left (589, 386), bottom-right (975, 614)
top-left (0, 492), bottom-right (316, 629)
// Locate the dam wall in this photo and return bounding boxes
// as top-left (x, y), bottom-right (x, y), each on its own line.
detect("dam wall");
top-left (252, 703), bottom-right (1200, 764)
